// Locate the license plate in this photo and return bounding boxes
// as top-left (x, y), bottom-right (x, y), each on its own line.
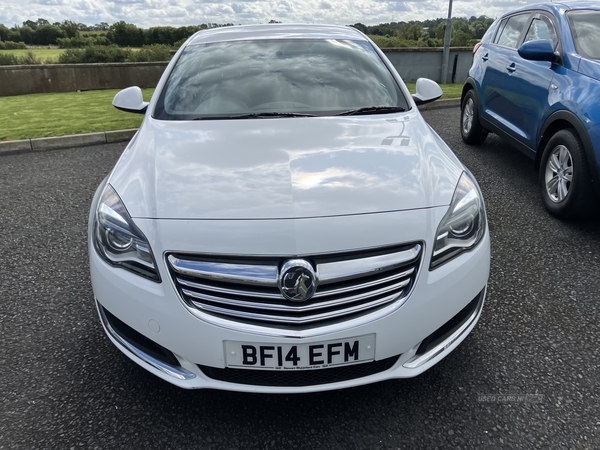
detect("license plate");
top-left (224, 334), bottom-right (375, 370)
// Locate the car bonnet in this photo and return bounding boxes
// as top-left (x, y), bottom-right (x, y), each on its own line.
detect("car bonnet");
top-left (109, 111), bottom-right (464, 220)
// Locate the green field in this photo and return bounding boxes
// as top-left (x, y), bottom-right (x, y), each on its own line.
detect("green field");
top-left (0, 85), bottom-right (460, 142)
top-left (0, 89), bottom-right (154, 141)
top-left (0, 48), bottom-right (66, 63)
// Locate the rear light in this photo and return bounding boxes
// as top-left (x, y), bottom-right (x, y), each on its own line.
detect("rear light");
top-left (473, 42), bottom-right (482, 56)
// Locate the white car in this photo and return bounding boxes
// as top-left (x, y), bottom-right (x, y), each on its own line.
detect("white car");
top-left (90, 24), bottom-right (490, 393)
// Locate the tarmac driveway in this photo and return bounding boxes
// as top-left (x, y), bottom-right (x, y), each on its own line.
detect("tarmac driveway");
top-left (0, 108), bottom-right (598, 449)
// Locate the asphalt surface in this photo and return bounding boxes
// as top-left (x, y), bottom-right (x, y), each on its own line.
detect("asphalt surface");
top-left (1, 108), bottom-right (599, 449)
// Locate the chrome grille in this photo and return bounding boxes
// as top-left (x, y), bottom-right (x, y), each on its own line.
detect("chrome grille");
top-left (167, 243), bottom-right (422, 329)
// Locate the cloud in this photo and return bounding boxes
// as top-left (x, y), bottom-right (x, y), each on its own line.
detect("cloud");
top-left (0, 0), bottom-right (544, 28)
top-left (36, 0), bottom-right (68, 5)
top-left (388, 2), bottom-right (411, 12)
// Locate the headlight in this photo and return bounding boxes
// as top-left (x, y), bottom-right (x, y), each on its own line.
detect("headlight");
top-left (430, 171), bottom-right (486, 269)
top-left (93, 184), bottom-right (161, 282)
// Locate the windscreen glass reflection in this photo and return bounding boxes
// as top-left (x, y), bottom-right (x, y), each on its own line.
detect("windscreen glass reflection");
top-left (154, 39), bottom-right (407, 119)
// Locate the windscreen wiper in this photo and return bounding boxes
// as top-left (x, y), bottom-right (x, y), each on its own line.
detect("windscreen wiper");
top-left (335, 106), bottom-right (406, 116)
top-left (194, 112), bottom-right (317, 120)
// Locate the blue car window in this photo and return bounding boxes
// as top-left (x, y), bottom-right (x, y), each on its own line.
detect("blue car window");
top-left (495, 14), bottom-right (530, 49)
top-left (481, 19), bottom-right (500, 44)
top-left (568, 11), bottom-right (600, 60)
top-left (524, 17), bottom-right (558, 50)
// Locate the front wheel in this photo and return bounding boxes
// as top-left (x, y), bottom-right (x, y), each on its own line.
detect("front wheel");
top-left (460, 90), bottom-right (488, 145)
top-left (539, 129), bottom-right (595, 218)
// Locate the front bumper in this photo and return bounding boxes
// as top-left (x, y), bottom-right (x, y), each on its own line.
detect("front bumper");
top-left (90, 208), bottom-right (490, 393)
top-left (98, 287), bottom-right (484, 388)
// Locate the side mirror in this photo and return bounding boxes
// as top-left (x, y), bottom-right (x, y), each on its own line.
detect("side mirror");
top-left (412, 78), bottom-right (443, 106)
top-left (518, 39), bottom-right (561, 64)
top-left (113, 86), bottom-right (149, 114)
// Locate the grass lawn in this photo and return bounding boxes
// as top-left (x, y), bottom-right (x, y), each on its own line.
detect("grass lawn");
top-left (0, 89), bottom-right (154, 141)
top-left (405, 82), bottom-right (463, 99)
top-left (0, 84), bottom-right (460, 141)
top-left (0, 48), bottom-right (66, 63)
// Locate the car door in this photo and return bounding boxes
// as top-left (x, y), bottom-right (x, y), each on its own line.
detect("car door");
top-left (505, 12), bottom-right (562, 149)
top-left (479, 13), bottom-right (532, 141)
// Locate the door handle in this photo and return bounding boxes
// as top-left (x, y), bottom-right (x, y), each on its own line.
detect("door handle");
top-left (506, 63), bottom-right (516, 73)
top-left (482, 53), bottom-right (489, 61)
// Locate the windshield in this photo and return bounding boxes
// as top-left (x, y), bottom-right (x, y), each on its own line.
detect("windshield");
top-left (567, 11), bottom-right (600, 60)
top-left (153, 38), bottom-right (408, 120)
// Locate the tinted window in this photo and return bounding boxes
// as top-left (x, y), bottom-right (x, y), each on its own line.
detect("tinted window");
top-left (154, 39), bottom-right (407, 120)
top-left (568, 11), bottom-right (600, 60)
top-left (524, 16), bottom-right (558, 49)
top-left (495, 14), bottom-right (530, 48)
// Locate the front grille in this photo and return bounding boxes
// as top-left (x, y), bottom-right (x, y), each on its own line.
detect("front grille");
top-left (199, 355), bottom-right (400, 387)
top-left (167, 243), bottom-right (422, 330)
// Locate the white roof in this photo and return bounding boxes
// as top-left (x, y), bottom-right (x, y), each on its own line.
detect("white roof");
top-left (187, 24), bottom-right (366, 46)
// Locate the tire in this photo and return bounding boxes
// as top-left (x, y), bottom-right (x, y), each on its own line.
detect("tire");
top-left (460, 90), bottom-right (488, 145)
top-left (539, 128), bottom-right (595, 219)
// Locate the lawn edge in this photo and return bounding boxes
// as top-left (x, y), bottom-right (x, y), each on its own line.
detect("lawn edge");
top-left (0, 129), bottom-right (138, 156)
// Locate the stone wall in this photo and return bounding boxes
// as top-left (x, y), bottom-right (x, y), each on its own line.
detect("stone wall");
top-left (383, 47), bottom-right (473, 83)
top-left (0, 62), bottom-right (168, 97)
top-left (0, 48), bottom-right (473, 97)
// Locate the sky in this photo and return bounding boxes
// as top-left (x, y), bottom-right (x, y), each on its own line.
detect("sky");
top-left (0, 0), bottom-right (544, 28)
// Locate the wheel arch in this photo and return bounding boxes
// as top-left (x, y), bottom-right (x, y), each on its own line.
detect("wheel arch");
top-left (461, 78), bottom-right (478, 104)
top-left (538, 111), bottom-right (600, 195)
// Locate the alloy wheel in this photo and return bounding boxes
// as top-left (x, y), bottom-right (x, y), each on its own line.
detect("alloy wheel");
top-left (545, 145), bottom-right (573, 203)
top-left (462, 98), bottom-right (474, 135)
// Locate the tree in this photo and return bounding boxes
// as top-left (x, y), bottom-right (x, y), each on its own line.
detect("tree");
top-left (470, 21), bottom-right (486, 39)
top-left (433, 22), bottom-right (445, 39)
top-left (22, 20), bottom-right (38, 29)
top-left (452, 18), bottom-right (470, 34)
top-left (18, 26), bottom-right (35, 44)
top-left (175, 25), bottom-right (201, 41)
top-left (397, 22), bottom-right (423, 41)
top-left (345, 15), bottom-right (495, 48)
top-left (60, 20), bottom-right (80, 38)
top-left (33, 25), bottom-right (64, 45)
top-left (451, 29), bottom-right (472, 46)
top-left (0, 24), bottom-right (10, 41)
top-left (350, 23), bottom-right (368, 34)
top-left (107, 21), bottom-right (144, 47)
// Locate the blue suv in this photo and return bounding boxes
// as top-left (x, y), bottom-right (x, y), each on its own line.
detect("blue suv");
top-left (461, 2), bottom-right (600, 218)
